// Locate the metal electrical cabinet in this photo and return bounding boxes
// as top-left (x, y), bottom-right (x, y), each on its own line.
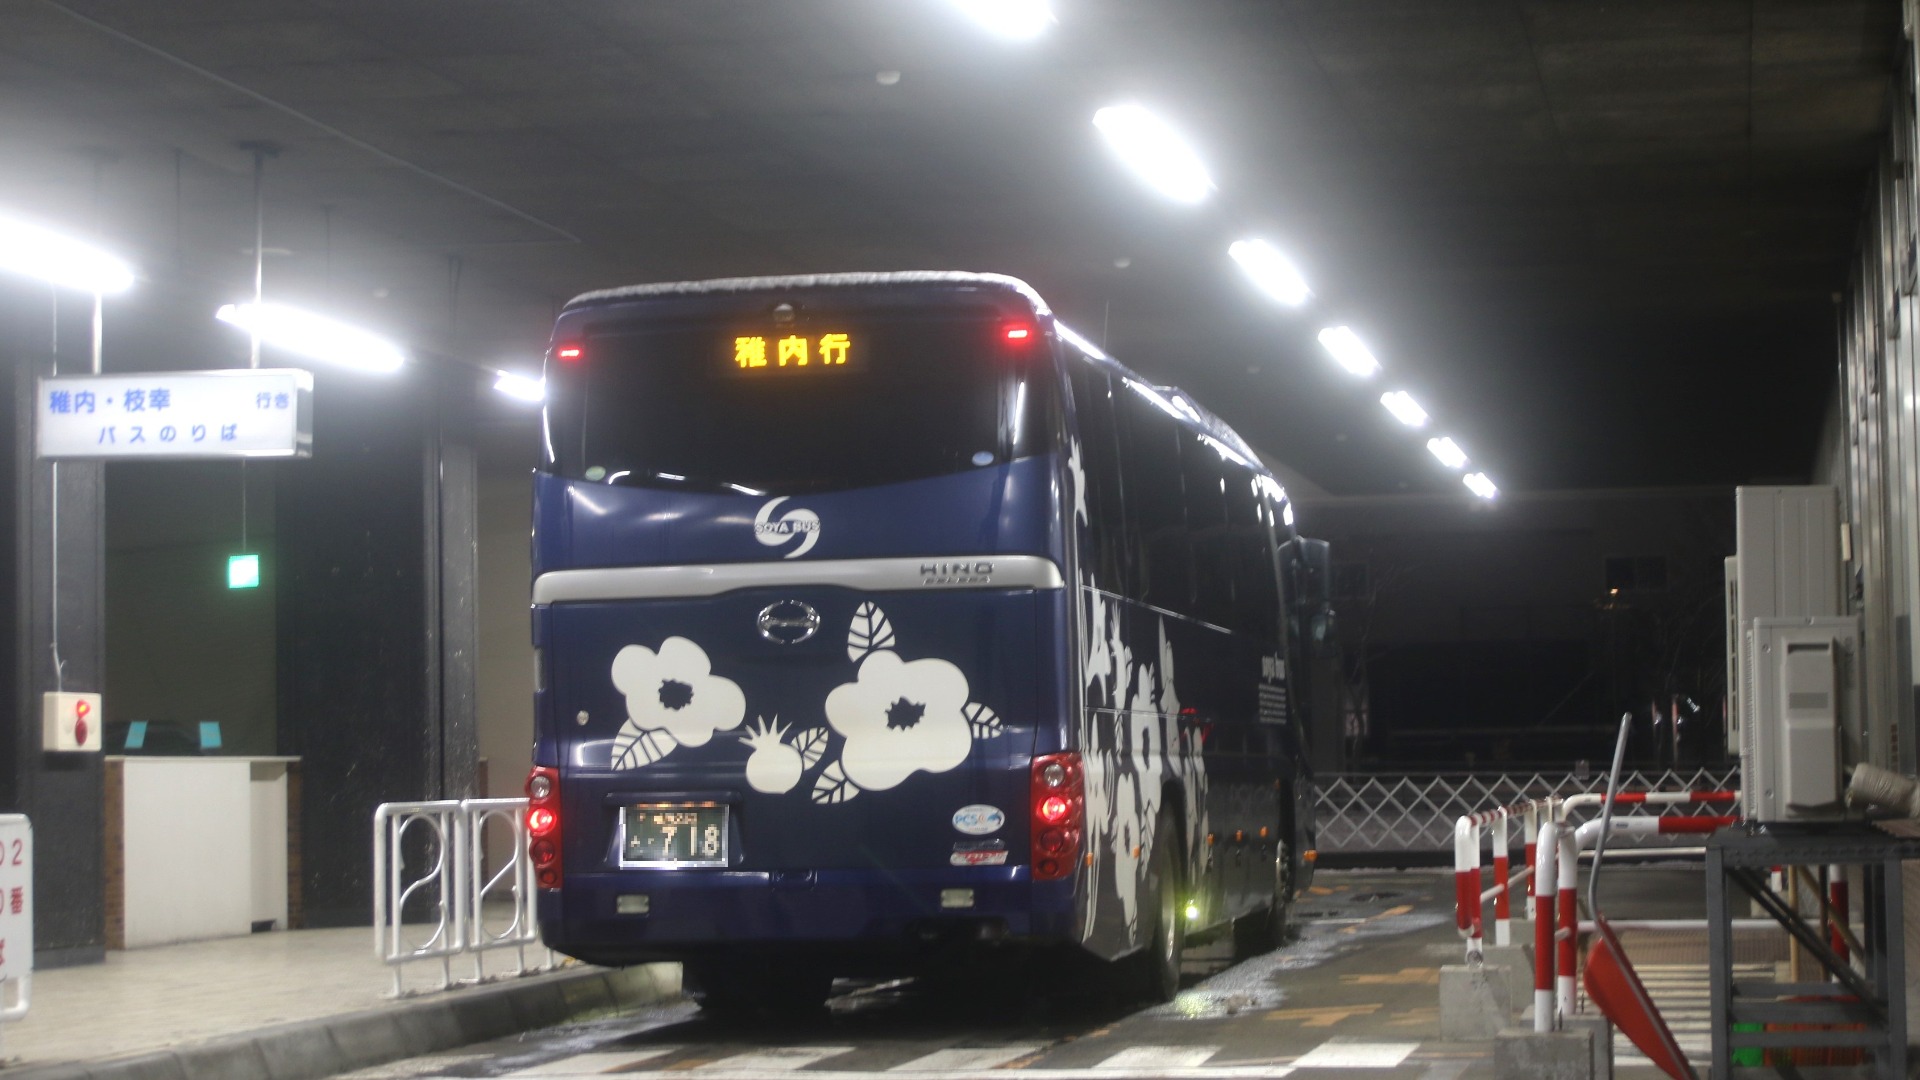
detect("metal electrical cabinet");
top-left (1742, 616), bottom-right (1862, 822)
top-left (1731, 486), bottom-right (1861, 823)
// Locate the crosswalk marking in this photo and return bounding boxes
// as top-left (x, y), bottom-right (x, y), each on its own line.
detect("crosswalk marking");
top-left (1291, 1041), bottom-right (1418, 1069)
top-left (890, 1047), bottom-right (1044, 1071)
top-left (1094, 1046), bottom-right (1221, 1069)
top-left (641, 1060), bottom-right (1290, 1068)
top-left (694, 1048), bottom-right (857, 1072)
top-left (504, 1048), bottom-right (681, 1075)
top-left (1610, 962), bottom-right (1774, 1067)
top-left (493, 1037), bottom-right (1440, 1078)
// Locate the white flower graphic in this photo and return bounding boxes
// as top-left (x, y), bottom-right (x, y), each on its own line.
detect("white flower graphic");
top-left (824, 650), bottom-right (973, 792)
top-left (609, 637), bottom-right (745, 769)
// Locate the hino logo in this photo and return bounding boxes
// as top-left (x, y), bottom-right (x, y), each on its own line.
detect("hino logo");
top-left (757, 600), bottom-right (821, 645)
top-left (920, 561), bottom-right (994, 586)
top-left (754, 497), bottom-right (821, 558)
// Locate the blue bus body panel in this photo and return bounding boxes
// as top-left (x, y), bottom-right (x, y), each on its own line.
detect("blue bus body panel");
top-left (533, 453), bottom-right (1075, 961)
top-left (532, 456), bottom-right (1060, 576)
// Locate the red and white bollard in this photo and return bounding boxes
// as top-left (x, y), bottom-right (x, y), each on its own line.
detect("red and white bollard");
top-left (1556, 827), bottom-right (1578, 1018)
top-left (1533, 820), bottom-right (1558, 1032)
top-left (1456, 817), bottom-right (1483, 959)
top-left (1492, 816), bottom-right (1512, 946)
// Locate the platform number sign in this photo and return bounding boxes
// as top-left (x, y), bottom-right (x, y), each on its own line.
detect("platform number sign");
top-left (0, 816), bottom-right (32, 983)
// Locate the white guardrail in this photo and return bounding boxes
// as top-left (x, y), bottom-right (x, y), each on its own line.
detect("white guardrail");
top-left (373, 797), bottom-right (554, 995)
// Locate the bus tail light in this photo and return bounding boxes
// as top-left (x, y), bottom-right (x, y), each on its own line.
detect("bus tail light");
top-left (553, 343), bottom-right (584, 362)
top-left (1002, 322), bottom-right (1036, 345)
top-left (1030, 753), bottom-right (1084, 881)
top-left (526, 766), bottom-right (562, 889)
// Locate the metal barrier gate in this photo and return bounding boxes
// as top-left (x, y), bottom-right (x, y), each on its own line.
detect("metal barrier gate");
top-left (373, 797), bottom-right (555, 995)
top-left (1316, 767), bottom-right (1740, 857)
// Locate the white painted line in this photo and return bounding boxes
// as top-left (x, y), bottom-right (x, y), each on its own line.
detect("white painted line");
top-left (505, 1048), bottom-right (680, 1075)
top-left (890, 1046), bottom-right (1045, 1071)
top-left (657, 1071), bottom-right (1293, 1080)
top-left (1291, 1041), bottom-right (1419, 1069)
top-left (695, 1048), bottom-right (858, 1072)
top-left (1095, 1046), bottom-right (1221, 1070)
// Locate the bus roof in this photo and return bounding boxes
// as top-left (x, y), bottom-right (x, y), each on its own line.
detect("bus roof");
top-left (561, 269), bottom-right (1277, 494)
top-left (564, 270), bottom-right (1050, 314)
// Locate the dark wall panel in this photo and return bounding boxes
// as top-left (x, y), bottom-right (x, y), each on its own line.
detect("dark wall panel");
top-left (3, 288), bottom-right (107, 966)
top-left (276, 369), bottom-right (433, 928)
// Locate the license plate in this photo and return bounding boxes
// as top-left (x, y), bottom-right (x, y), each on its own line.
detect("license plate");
top-left (621, 802), bottom-right (728, 867)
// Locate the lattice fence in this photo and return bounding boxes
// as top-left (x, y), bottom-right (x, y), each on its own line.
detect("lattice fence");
top-left (1314, 767), bottom-right (1740, 855)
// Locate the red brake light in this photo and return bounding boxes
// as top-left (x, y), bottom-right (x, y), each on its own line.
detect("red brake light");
top-left (554, 343), bottom-right (584, 361)
top-left (1003, 322), bottom-right (1035, 343)
top-left (525, 766), bottom-right (562, 888)
top-left (1030, 753), bottom-right (1084, 881)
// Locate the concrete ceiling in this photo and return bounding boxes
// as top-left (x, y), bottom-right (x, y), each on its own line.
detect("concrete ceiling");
top-left (0, 0), bottom-right (1900, 494)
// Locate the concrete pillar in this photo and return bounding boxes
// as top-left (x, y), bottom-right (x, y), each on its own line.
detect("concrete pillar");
top-left (275, 363), bottom-right (477, 927)
top-left (1, 295), bottom-right (106, 966)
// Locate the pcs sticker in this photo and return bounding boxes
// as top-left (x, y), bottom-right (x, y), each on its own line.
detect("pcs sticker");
top-left (951, 804), bottom-right (1005, 836)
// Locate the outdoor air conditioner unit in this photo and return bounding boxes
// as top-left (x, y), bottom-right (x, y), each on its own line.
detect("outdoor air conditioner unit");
top-left (1742, 616), bottom-right (1862, 822)
top-left (1730, 486), bottom-right (1866, 823)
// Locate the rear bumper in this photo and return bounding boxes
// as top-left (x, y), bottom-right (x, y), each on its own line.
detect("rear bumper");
top-left (538, 865), bottom-right (1077, 964)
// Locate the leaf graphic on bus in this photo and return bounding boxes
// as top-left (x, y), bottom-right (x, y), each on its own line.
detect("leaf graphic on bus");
top-left (611, 723), bottom-right (679, 770)
top-left (847, 602), bottom-right (897, 662)
top-left (811, 759), bottom-right (861, 804)
top-left (795, 727), bottom-right (829, 770)
top-left (964, 702), bottom-right (1004, 740)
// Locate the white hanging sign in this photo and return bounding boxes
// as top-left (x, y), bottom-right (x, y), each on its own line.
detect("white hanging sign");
top-left (35, 369), bottom-right (312, 460)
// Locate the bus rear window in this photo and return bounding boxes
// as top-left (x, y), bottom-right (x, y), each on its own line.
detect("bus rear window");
top-left (544, 313), bottom-right (1055, 495)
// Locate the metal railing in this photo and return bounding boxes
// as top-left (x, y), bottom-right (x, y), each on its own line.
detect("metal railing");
top-left (1316, 767), bottom-right (1740, 856)
top-left (373, 797), bottom-right (554, 995)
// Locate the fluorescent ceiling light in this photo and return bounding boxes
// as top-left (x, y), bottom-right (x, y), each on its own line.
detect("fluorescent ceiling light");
top-left (1228, 239), bottom-right (1310, 306)
top-left (0, 215), bottom-right (135, 294)
top-left (1316, 326), bottom-right (1379, 377)
top-left (1427, 436), bottom-right (1468, 469)
top-left (950, 0), bottom-right (1054, 40)
top-left (1092, 104), bottom-right (1214, 204)
top-left (493, 371), bottom-right (545, 403)
top-left (214, 301), bottom-right (405, 374)
top-left (1380, 390), bottom-right (1428, 428)
top-left (1463, 472), bottom-right (1498, 500)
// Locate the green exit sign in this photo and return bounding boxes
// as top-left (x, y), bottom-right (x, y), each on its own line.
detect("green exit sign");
top-left (227, 553), bottom-right (260, 590)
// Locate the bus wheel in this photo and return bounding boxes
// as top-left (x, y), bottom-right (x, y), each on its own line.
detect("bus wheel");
top-left (1232, 840), bottom-right (1291, 959)
top-left (1138, 807), bottom-right (1185, 1002)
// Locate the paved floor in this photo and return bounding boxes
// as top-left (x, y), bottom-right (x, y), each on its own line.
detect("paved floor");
top-left (334, 870), bottom-right (1486, 1080)
top-left (0, 863), bottom-right (1768, 1079)
top-left (0, 924), bottom-right (571, 1071)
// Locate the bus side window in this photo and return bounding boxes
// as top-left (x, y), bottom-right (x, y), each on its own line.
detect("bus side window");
top-left (1185, 433), bottom-right (1234, 629)
top-left (1116, 386), bottom-right (1191, 613)
top-left (1067, 362), bottom-right (1126, 591)
top-left (1226, 466), bottom-right (1279, 642)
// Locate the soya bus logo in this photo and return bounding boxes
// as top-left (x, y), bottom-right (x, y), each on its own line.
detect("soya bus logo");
top-left (754, 496), bottom-right (821, 559)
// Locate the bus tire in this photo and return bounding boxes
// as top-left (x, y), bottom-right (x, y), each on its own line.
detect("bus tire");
top-left (1138, 806), bottom-right (1185, 1002)
top-left (1232, 839), bottom-right (1291, 959)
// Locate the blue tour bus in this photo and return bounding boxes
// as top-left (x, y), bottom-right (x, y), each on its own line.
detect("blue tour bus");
top-left (527, 272), bottom-right (1329, 1008)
